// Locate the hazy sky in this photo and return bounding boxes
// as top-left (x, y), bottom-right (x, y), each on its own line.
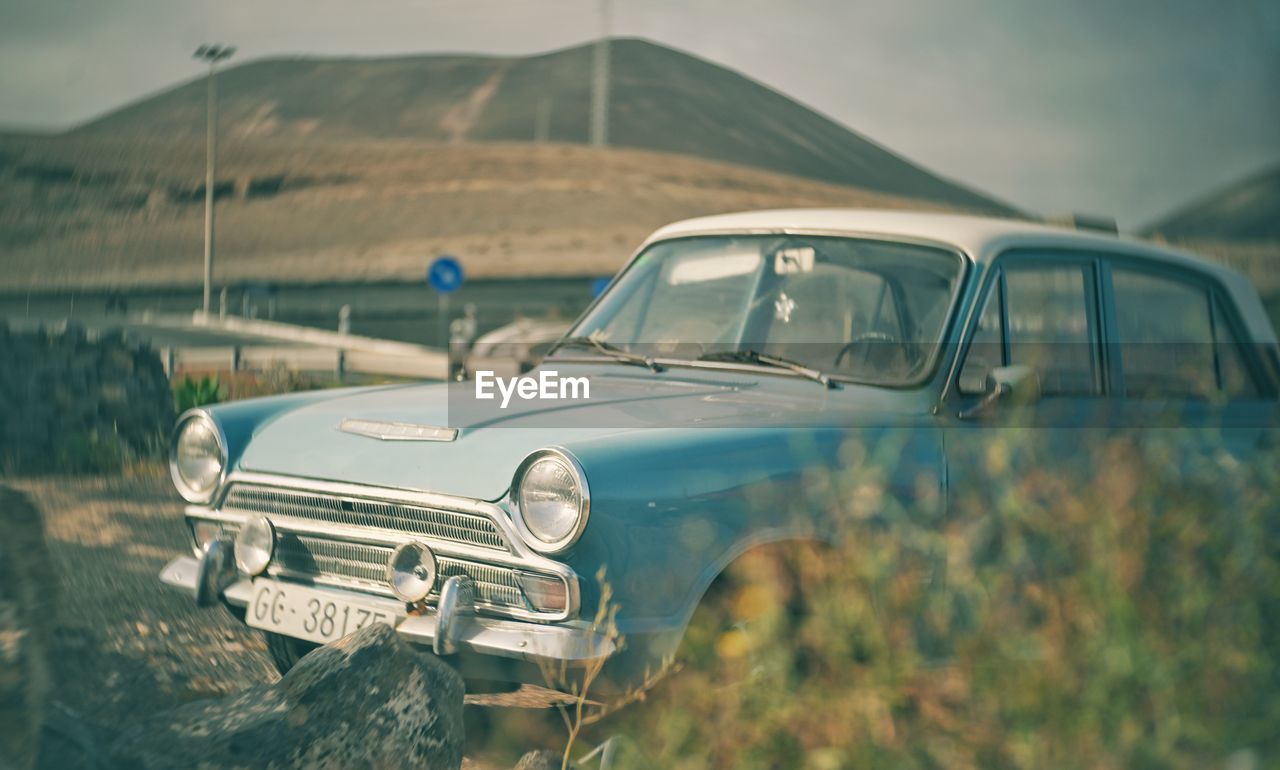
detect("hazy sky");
top-left (1, 0), bottom-right (1276, 226)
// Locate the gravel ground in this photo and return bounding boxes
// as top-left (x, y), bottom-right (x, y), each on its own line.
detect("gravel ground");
top-left (11, 472), bottom-right (570, 769)
top-left (10, 473), bottom-right (277, 767)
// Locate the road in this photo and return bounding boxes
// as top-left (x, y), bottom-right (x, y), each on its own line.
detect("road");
top-left (0, 276), bottom-right (597, 348)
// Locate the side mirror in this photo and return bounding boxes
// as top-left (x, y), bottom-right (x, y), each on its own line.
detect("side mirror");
top-left (959, 364), bottom-right (1040, 419)
top-left (987, 364), bottom-right (1040, 405)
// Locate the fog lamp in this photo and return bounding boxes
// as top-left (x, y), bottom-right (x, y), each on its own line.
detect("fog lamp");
top-left (515, 571), bottom-right (569, 614)
top-left (233, 516), bottom-right (275, 576)
top-left (191, 520), bottom-right (227, 552)
top-left (387, 541), bottom-right (438, 602)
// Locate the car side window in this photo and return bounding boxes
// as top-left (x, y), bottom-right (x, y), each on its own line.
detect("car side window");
top-left (959, 262), bottom-right (1100, 397)
top-left (1214, 298), bottom-right (1260, 398)
top-left (1111, 268), bottom-right (1259, 399)
top-left (1004, 265), bottom-right (1100, 396)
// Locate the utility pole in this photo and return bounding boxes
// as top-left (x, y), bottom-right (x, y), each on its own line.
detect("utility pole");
top-left (193, 44), bottom-right (236, 316)
top-left (589, 0), bottom-right (611, 147)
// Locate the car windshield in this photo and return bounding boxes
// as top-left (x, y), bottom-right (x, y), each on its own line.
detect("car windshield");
top-left (561, 235), bottom-right (965, 385)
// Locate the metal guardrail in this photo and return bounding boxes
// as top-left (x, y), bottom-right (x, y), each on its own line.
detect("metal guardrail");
top-left (166, 345), bottom-right (446, 379)
top-left (150, 312), bottom-right (448, 379)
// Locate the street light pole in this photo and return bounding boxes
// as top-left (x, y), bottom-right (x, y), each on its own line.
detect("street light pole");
top-left (589, 0), bottom-right (611, 147)
top-left (194, 44), bottom-right (235, 316)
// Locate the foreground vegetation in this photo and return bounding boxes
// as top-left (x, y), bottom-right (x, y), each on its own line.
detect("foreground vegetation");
top-left (561, 430), bottom-right (1280, 769)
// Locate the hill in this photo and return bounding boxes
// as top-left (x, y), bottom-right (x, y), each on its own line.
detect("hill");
top-left (1144, 164), bottom-right (1280, 241)
top-left (66, 38), bottom-right (1011, 214)
top-left (0, 135), bottom-right (964, 290)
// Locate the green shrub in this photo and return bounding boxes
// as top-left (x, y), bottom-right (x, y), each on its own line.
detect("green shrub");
top-left (173, 375), bottom-right (223, 413)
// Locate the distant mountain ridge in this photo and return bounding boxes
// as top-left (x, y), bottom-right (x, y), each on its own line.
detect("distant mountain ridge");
top-left (68, 38), bottom-right (1012, 214)
top-left (1144, 164), bottom-right (1280, 241)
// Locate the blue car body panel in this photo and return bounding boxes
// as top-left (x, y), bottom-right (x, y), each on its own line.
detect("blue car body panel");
top-left (208, 361), bottom-right (950, 656)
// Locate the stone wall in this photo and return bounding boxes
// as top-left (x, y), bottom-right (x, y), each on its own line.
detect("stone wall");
top-left (0, 323), bottom-right (173, 473)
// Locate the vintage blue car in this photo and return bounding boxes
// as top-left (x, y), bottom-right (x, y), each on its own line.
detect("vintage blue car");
top-left (160, 209), bottom-right (1280, 691)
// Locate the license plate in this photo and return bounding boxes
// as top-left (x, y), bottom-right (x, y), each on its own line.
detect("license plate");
top-left (246, 580), bottom-right (402, 645)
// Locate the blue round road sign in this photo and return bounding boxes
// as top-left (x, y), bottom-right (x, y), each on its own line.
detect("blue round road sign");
top-left (428, 255), bottom-right (464, 293)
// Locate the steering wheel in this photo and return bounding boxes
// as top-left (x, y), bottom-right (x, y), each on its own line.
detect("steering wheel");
top-left (834, 331), bottom-right (901, 369)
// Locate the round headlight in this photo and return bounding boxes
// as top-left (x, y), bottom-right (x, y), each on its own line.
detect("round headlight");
top-left (513, 450), bottom-right (589, 553)
top-left (234, 516), bottom-right (275, 576)
top-left (170, 413), bottom-right (226, 503)
top-left (387, 541), bottom-right (438, 602)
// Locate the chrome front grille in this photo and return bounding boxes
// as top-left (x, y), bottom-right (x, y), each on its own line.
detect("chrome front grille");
top-left (222, 484), bottom-right (508, 551)
top-left (437, 560), bottom-right (523, 608)
top-left (189, 479), bottom-right (575, 620)
top-left (274, 533), bottom-right (528, 610)
top-left (275, 535), bottom-right (388, 585)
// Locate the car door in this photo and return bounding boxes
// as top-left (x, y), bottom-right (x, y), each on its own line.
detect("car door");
top-left (1101, 257), bottom-right (1279, 511)
top-left (941, 250), bottom-right (1121, 531)
top-left (942, 247), bottom-right (1279, 576)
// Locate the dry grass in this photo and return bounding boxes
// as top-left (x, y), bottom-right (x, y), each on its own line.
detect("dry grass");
top-left (0, 136), bottom-right (950, 291)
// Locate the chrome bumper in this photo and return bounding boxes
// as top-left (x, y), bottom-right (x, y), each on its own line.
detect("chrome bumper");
top-left (160, 555), bottom-right (614, 666)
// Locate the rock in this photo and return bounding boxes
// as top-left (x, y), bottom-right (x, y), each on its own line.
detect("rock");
top-left (0, 327), bottom-right (173, 472)
top-left (514, 750), bottom-right (573, 770)
top-left (0, 487), bottom-right (55, 770)
top-left (110, 623), bottom-right (465, 770)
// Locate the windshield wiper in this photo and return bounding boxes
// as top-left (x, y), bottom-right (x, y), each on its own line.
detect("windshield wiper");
top-left (697, 349), bottom-right (838, 389)
top-left (547, 336), bottom-right (665, 372)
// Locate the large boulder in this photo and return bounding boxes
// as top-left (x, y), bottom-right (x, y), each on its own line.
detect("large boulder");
top-left (110, 623), bottom-right (465, 770)
top-left (0, 487), bottom-right (54, 770)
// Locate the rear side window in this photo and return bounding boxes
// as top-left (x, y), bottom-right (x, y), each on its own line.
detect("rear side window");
top-left (1214, 300), bottom-right (1259, 398)
top-left (1112, 269), bottom-right (1259, 399)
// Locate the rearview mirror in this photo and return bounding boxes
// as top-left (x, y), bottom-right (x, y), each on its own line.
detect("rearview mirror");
top-left (774, 246), bottom-right (815, 274)
top-left (667, 251), bottom-right (761, 285)
top-left (959, 364), bottom-right (1040, 419)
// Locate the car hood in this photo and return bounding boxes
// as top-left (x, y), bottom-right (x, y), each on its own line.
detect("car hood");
top-left (236, 365), bottom-right (926, 501)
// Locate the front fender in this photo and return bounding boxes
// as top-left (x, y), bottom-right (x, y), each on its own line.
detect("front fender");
top-left (560, 423), bottom-right (945, 640)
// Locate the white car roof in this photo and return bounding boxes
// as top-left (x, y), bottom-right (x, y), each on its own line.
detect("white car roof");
top-left (649, 208), bottom-right (1195, 266)
top-left (643, 208), bottom-right (1276, 344)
